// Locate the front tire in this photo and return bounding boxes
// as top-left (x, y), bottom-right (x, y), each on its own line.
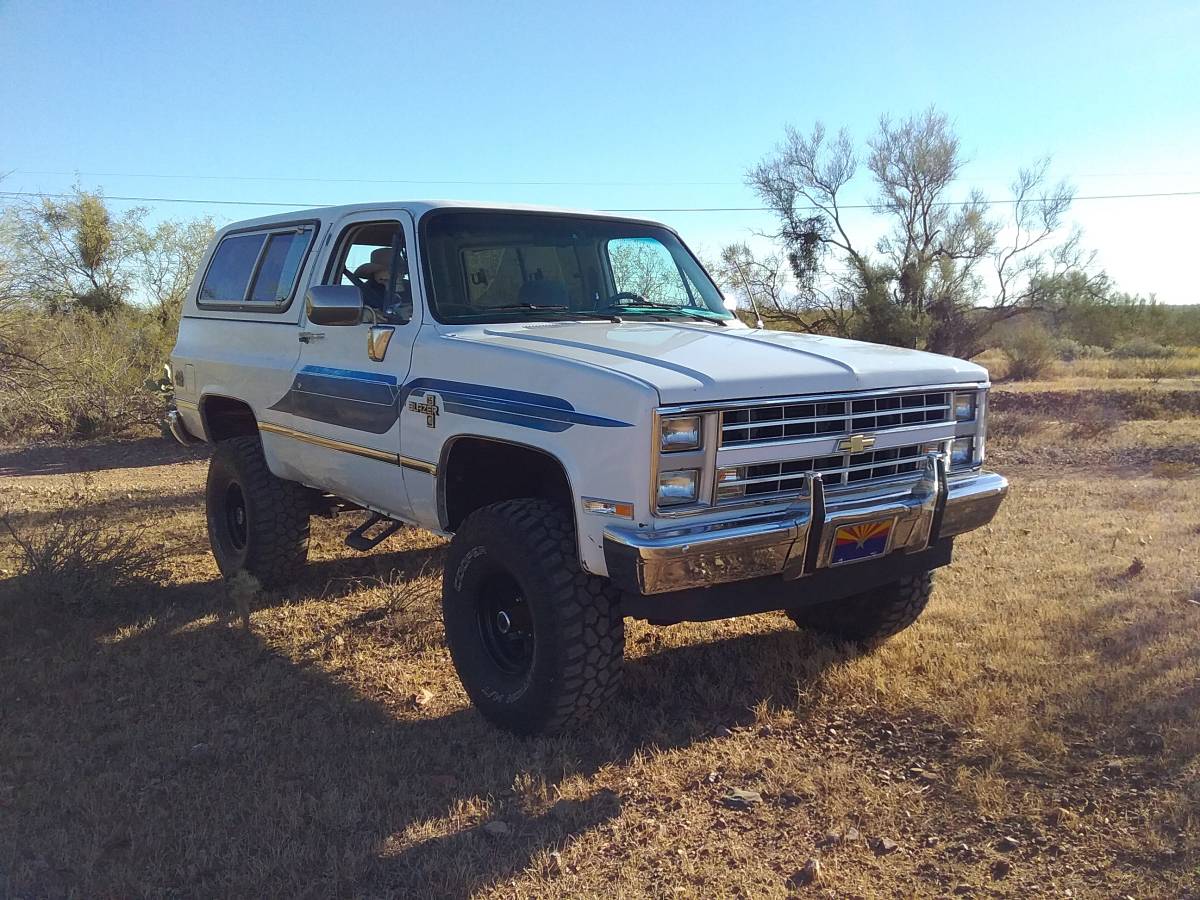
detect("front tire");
top-left (441, 499), bottom-right (625, 735)
top-left (205, 435), bottom-right (311, 588)
top-left (786, 571), bottom-right (934, 642)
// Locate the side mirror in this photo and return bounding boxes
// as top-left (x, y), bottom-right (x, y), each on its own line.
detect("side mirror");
top-left (305, 285), bottom-right (363, 326)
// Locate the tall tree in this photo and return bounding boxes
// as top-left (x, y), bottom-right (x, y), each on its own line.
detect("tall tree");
top-left (134, 218), bottom-right (215, 326)
top-left (4, 188), bottom-right (213, 317)
top-left (739, 108), bottom-right (1096, 356)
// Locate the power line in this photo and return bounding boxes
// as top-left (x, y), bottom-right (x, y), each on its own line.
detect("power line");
top-left (10, 170), bottom-right (738, 187)
top-left (603, 191), bottom-right (1200, 212)
top-left (0, 190), bottom-right (326, 208)
top-left (1, 189), bottom-right (1198, 213)
top-left (12, 168), bottom-right (1200, 187)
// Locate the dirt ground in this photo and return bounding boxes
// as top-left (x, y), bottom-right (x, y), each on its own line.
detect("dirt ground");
top-left (1, 393), bottom-right (1198, 898)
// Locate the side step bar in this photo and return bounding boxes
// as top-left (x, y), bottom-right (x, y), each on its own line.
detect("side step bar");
top-left (345, 512), bottom-right (404, 552)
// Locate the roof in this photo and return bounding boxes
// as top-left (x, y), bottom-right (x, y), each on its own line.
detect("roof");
top-left (215, 199), bottom-right (667, 234)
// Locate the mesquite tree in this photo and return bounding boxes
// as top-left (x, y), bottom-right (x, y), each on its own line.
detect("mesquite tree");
top-left (735, 108), bottom-right (1097, 356)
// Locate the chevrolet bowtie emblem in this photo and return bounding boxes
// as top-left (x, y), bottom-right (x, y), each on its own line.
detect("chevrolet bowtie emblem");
top-left (408, 394), bottom-right (440, 428)
top-left (839, 433), bottom-right (876, 453)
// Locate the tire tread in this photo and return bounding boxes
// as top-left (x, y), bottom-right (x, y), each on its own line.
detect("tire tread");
top-left (786, 571), bottom-right (933, 642)
top-left (207, 435), bottom-right (310, 588)
top-left (445, 498), bottom-right (624, 734)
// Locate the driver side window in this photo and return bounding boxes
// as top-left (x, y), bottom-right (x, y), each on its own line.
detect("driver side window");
top-left (329, 222), bottom-right (412, 324)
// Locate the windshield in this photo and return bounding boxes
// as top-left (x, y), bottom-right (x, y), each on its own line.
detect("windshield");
top-left (420, 211), bottom-right (733, 324)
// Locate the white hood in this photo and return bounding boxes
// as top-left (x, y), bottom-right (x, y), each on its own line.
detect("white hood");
top-left (448, 320), bottom-right (988, 405)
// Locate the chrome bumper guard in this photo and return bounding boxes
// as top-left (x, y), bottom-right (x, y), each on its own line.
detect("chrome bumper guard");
top-left (604, 453), bottom-right (1008, 596)
top-left (166, 409), bottom-right (202, 447)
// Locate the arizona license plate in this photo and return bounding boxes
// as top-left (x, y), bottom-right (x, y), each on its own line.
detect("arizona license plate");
top-left (831, 519), bottom-right (894, 565)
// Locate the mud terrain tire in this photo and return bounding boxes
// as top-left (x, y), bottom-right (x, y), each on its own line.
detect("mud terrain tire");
top-left (206, 435), bottom-right (310, 588)
top-left (442, 498), bottom-right (625, 735)
top-left (787, 571), bottom-right (934, 642)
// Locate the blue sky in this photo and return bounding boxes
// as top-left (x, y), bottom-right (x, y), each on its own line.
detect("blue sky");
top-left (1, 0), bottom-right (1197, 301)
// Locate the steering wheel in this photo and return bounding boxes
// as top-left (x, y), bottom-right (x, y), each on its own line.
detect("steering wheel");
top-left (608, 291), bottom-right (648, 304)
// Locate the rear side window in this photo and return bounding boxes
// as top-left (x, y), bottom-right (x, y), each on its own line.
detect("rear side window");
top-left (250, 229), bottom-right (314, 302)
top-left (198, 224), bottom-right (316, 309)
top-left (199, 233), bottom-right (265, 303)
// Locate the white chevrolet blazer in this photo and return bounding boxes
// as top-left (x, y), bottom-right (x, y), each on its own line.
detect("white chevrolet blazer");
top-left (169, 200), bottom-right (1007, 734)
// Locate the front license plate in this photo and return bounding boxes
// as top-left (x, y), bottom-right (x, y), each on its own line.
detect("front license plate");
top-left (831, 519), bottom-right (894, 565)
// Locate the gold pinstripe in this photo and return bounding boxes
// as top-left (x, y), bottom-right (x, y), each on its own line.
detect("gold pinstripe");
top-left (257, 421), bottom-right (437, 475)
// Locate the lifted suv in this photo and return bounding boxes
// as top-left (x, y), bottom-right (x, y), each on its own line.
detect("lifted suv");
top-left (169, 201), bottom-right (1007, 734)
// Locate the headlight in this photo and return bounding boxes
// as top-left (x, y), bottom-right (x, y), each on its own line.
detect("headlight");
top-left (657, 469), bottom-right (699, 506)
top-left (950, 437), bottom-right (975, 469)
top-left (953, 391), bottom-right (977, 422)
top-left (660, 415), bottom-right (701, 451)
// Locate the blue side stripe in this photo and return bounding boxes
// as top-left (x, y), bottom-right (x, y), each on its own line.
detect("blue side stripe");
top-left (443, 402), bottom-right (573, 433)
top-left (404, 377), bottom-right (632, 428)
top-left (401, 377), bottom-right (572, 409)
top-left (435, 393), bottom-right (630, 428)
top-left (299, 364), bottom-right (398, 386)
top-left (274, 369), bottom-right (633, 431)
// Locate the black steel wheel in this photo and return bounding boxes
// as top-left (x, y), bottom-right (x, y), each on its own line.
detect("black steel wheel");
top-left (476, 573), bottom-right (534, 676)
top-left (441, 498), bottom-right (625, 735)
top-left (205, 435), bottom-right (311, 589)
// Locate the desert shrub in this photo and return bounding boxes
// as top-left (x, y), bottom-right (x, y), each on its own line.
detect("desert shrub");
top-left (1053, 338), bottom-right (1107, 362)
top-left (0, 488), bottom-right (166, 610)
top-left (1054, 338), bottom-right (1084, 362)
top-left (1112, 338), bottom-right (1176, 360)
top-left (0, 306), bottom-right (173, 441)
top-left (1000, 323), bottom-right (1055, 380)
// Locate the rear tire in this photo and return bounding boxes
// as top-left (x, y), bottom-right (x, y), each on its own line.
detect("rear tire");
top-left (786, 571), bottom-right (934, 642)
top-left (442, 498), bottom-right (625, 735)
top-left (205, 435), bottom-right (311, 589)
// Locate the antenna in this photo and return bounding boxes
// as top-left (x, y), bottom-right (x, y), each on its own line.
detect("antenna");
top-left (747, 292), bottom-right (765, 330)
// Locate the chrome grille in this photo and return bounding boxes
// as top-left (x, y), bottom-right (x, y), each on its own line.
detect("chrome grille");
top-left (717, 443), bottom-right (938, 503)
top-left (720, 390), bottom-right (951, 448)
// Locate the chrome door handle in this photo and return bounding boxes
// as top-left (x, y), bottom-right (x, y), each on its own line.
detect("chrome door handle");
top-left (298, 331), bottom-right (325, 343)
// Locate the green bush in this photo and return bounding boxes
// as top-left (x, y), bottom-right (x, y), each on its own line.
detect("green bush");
top-left (1053, 338), bottom-right (1107, 362)
top-left (1000, 323), bottom-right (1055, 380)
top-left (0, 306), bottom-right (174, 441)
top-left (1111, 338), bottom-right (1176, 360)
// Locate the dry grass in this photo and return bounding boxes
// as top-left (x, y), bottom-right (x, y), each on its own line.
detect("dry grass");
top-left (976, 346), bottom-right (1200, 385)
top-left (1, 478), bottom-right (168, 618)
top-left (1, 407), bottom-right (1198, 898)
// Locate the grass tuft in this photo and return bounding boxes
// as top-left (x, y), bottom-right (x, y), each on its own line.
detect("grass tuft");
top-left (1, 481), bottom-right (166, 614)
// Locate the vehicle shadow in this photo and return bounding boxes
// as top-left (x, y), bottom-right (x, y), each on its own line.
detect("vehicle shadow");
top-left (0, 486), bottom-right (207, 531)
top-left (0, 436), bottom-right (208, 478)
top-left (0, 569), bottom-right (856, 898)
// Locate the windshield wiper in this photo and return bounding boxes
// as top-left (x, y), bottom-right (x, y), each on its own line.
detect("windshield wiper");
top-left (597, 302), bottom-right (728, 326)
top-left (477, 303), bottom-right (621, 322)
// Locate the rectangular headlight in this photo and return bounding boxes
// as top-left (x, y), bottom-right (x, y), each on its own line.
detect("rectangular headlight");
top-left (660, 416), bottom-right (701, 451)
top-left (953, 391), bottom-right (977, 422)
top-left (950, 436), bottom-right (974, 469)
top-left (657, 469), bottom-right (699, 506)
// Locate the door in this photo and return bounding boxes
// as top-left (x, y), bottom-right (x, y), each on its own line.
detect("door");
top-left (275, 210), bottom-right (420, 518)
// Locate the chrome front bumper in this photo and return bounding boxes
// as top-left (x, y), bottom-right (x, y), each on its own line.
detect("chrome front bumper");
top-left (604, 454), bottom-right (1008, 596)
top-left (166, 409), bottom-right (202, 447)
